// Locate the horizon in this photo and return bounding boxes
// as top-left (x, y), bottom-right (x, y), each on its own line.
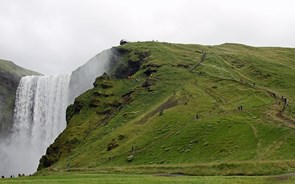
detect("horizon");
top-left (1, 0), bottom-right (295, 75)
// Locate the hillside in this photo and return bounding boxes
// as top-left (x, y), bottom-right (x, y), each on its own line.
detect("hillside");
top-left (38, 42), bottom-right (295, 175)
top-left (0, 59), bottom-right (40, 137)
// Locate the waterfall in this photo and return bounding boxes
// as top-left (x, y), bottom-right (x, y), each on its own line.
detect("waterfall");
top-left (68, 48), bottom-right (117, 103)
top-left (13, 75), bottom-right (70, 150)
top-left (0, 74), bottom-right (70, 177)
top-left (0, 48), bottom-right (120, 177)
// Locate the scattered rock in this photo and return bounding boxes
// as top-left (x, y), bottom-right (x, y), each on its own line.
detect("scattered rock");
top-left (107, 99), bottom-right (122, 108)
top-left (142, 78), bottom-right (156, 88)
top-left (121, 90), bottom-right (135, 103)
top-left (184, 149), bottom-right (191, 153)
top-left (126, 154), bottom-right (134, 162)
top-left (174, 64), bottom-right (190, 68)
top-left (107, 139), bottom-right (118, 151)
top-left (120, 39), bottom-right (128, 45)
top-left (96, 108), bottom-right (112, 115)
top-left (142, 63), bottom-right (161, 69)
top-left (100, 83), bottom-right (113, 89)
top-left (89, 98), bottom-right (100, 107)
top-left (143, 68), bottom-right (157, 77)
top-left (157, 160), bottom-right (166, 164)
top-left (93, 91), bottom-right (113, 97)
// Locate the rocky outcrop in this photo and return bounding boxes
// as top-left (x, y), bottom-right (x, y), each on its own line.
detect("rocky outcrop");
top-left (109, 48), bottom-right (150, 78)
top-left (38, 46), bottom-right (151, 170)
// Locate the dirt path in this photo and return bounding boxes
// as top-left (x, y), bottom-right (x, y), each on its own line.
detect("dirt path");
top-left (250, 124), bottom-right (258, 138)
top-left (138, 96), bottom-right (178, 124)
top-left (256, 133), bottom-right (290, 159)
top-left (273, 172), bottom-right (295, 181)
top-left (276, 112), bottom-right (295, 127)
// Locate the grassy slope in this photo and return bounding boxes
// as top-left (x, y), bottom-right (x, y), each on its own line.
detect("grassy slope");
top-left (0, 59), bottom-right (40, 77)
top-left (0, 59), bottom-right (40, 136)
top-left (38, 42), bottom-right (295, 175)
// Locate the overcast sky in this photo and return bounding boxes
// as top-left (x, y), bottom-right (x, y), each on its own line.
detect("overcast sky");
top-left (0, 0), bottom-right (295, 75)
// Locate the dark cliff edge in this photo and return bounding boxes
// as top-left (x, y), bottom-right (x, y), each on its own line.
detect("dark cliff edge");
top-left (38, 45), bottom-right (150, 170)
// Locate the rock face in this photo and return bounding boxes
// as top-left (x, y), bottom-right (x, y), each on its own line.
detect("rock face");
top-left (38, 46), bottom-right (150, 170)
top-left (0, 59), bottom-right (40, 138)
top-left (120, 39), bottom-right (128, 46)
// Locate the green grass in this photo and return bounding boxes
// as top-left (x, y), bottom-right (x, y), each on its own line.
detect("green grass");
top-left (1, 173), bottom-right (295, 184)
top-left (38, 42), bottom-right (295, 176)
top-left (0, 59), bottom-right (40, 77)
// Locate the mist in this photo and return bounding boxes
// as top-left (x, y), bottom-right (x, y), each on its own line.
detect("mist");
top-left (0, 48), bottom-right (115, 177)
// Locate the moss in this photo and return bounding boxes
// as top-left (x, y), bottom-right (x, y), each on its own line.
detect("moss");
top-left (109, 48), bottom-right (151, 78)
top-left (66, 105), bottom-right (75, 123)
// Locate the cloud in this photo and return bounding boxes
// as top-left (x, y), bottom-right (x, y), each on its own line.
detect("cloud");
top-left (0, 0), bottom-right (294, 75)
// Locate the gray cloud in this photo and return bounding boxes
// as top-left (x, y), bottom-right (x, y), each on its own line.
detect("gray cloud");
top-left (0, 0), bottom-right (295, 75)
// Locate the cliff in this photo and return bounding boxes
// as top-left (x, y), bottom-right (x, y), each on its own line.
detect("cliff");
top-left (38, 42), bottom-right (295, 175)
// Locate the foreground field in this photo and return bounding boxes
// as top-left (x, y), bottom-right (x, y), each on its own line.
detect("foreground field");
top-left (1, 173), bottom-right (295, 184)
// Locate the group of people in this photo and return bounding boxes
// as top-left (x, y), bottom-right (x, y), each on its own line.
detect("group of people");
top-left (1, 173), bottom-right (29, 179)
top-left (237, 105), bottom-right (243, 110)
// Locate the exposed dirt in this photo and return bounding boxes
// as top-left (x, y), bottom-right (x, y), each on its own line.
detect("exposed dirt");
top-left (272, 173), bottom-right (295, 181)
top-left (154, 173), bottom-right (187, 177)
top-left (275, 111), bottom-right (295, 128)
top-left (139, 96), bottom-right (178, 124)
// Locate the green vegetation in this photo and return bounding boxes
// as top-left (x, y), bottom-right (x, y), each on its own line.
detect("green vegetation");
top-left (0, 59), bottom-right (40, 77)
top-left (38, 42), bottom-right (295, 176)
top-left (0, 59), bottom-right (40, 137)
top-left (1, 173), bottom-right (295, 184)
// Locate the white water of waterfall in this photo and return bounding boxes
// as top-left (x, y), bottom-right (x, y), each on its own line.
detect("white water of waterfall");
top-left (0, 74), bottom-right (70, 177)
top-left (0, 48), bottom-right (118, 177)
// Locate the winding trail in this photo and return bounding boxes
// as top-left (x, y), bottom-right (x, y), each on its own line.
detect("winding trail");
top-left (210, 52), bottom-right (295, 129)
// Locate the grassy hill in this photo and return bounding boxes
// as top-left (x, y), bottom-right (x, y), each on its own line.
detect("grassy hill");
top-left (38, 42), bottom-right (295, 176)
top-left (0, 59), bottom-right (40, 137)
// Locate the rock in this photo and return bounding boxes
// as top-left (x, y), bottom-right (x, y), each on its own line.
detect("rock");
top-left (89, 98), bottom-right (100, 108)
top-left (126, 154), bottom-right (134, 162)
top-left (107, 139), bottom-right (118, 151)
top-left (142, 78), bottom-right (156, 88)
top-left (143, 68), bottom-right (157, 77)
top-left (120, 39), bottom-right (128, 45)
